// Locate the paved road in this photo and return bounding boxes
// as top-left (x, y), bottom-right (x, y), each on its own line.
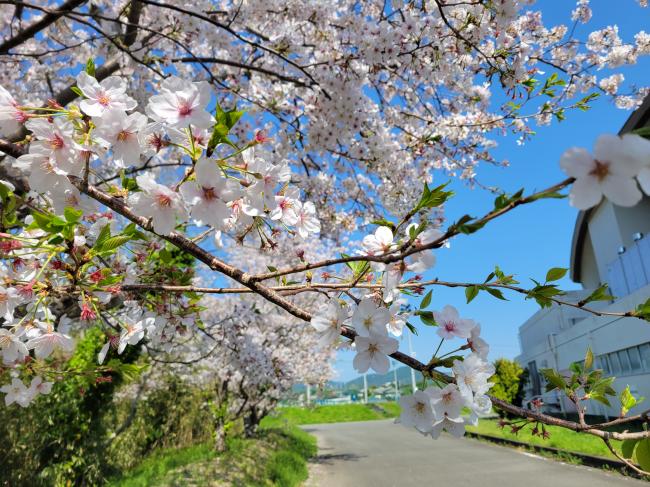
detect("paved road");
top-left (304, 420), bottom-right (643, 487)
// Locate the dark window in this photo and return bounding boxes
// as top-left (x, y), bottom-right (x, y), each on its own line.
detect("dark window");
top-left (618, 350), bottom-right (632, 374)
top-left (640, 344), bottom-right (650, 370)
top-left (609, 352), bottom-right (622, 375)
top-left (629, 347), bottom-right (643, 372)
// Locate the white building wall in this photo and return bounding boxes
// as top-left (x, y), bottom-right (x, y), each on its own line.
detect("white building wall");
top-left (518, 235), bottom-right (650, 417)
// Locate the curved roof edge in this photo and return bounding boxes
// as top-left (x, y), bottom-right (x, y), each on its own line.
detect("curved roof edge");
top-left (570, 94), bottom-right (650, 283)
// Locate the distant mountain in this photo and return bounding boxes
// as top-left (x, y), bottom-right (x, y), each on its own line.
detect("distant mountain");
top-left (291, 366), bottom-right (422, 394)
top-left (340, 366), bottom-right (423, 390)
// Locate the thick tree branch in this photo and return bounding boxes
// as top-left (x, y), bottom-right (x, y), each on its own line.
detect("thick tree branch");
top-left (0, 0), bottom-right (88, 55)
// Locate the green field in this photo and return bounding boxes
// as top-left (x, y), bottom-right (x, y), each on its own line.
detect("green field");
top-left (276, 402), bottom-right (400, 424)
top-left (466, 418), bottom-right (622, 459)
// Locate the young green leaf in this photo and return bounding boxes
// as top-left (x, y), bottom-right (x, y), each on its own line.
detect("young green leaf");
top-left (465, 285), bottom-right (479, 303)
top-left (545, 267), bottom-right (568, 282)
top-left (420, 290), bottom-right (432, 309)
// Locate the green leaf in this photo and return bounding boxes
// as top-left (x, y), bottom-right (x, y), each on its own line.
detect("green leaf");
top-left (541, 368), bottom-right (566, 392)
top-left (420, 290), bottom-right (432, 309)
top-left (94, 224), bottom-right (111, 250)
top-left (620, 385), bottom-right (644, 416)
top-left (579, 284), bottom-right (614, 306)
top-left (98, 235), bottom-right (131, 252)
top-left (31, 211), bottom-right (53, 231)
top-left (159, 248), bottom-right (172, 264)
top-left (485, 287), bottom-right (507, 300)
top-left (206, 104), bottom-right (245, 156)
top-left (465, 285), bottom-right (479, 303)
top-left (405, 322), bottom-right (418, 336)
top-left (85, 58), bottom-right (96, 76)
top-left (370, 219), bottom-right (396, 232)
top-left (71, 86), bottom-right (84, 97)
top-left (635, 297), bottom-right (650, 321)
top-left (584, 347), bottom-right (593, 371)
top-left (417, 310), bottom-right (437, 326)
top-left (636, 438), bottom-right (650, 471)
top-left (415, 182), bottom-right (454, 211)
top-left (545, 267), bottom-right (568, 282)
top-left (64, 206), bottom-right (83, 223)
top-left (621, 439), bottom-right (638, 459)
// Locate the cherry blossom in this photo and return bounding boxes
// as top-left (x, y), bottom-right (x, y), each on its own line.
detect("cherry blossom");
top-left (0, 328), bottom-right (28, 364)
top-left (147, 76), bottom-right (213, 129)
top-left (25, 322), bottom-right (74, 359)
top-left (294, 201), bottom-right (321, 238)
top-left (453, 354), bottom-right (496, 401)
top-left (560, 134), bottom-right (650, 209)
top-left (0, 285), bottom-right (22, 322)
top-left (310, 300), bottom-right (348, 347)
top-left (1, 378), bottom-right (31, 407)
top-left (94, 109), bottom-right (148, 167)
top-left (398, 390), bottom-right (435, 433)
top-left (352, 332), bottom-right (399, 374)
top-left (76, 72), bottom-right (137, 117)
top-left (129, 174), bottom-right (188, 235)
top-left (433, 305), bottom-right (475, 340)
top-left (180, 157), bottom-right (239, 229)
top-left (0, 85), bottom-right (24, 134)
top-left (350, 297), bottom-right (390, 337)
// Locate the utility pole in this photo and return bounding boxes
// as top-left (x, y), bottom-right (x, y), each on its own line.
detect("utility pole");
top-left (306, 383), bottom-right (311, 405)
top-left (392, 360), bottom-right (399, 401)
top-left (363, 373), bottom-right (368, 404)
top-left (407, 332), bottom-right (417, 392)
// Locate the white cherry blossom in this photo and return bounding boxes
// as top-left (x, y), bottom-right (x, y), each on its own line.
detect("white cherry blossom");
top-left (25, 322), bottom-right (74, 359)
top-left (1, 378), bottom-right (31, 407)
top-left (0, 328), bottom-right (28, 364)
top-left (352, 332), bottom-right (399, 374)
top-left (398, 390), bottom-right (435, 433)
top-left (310, 300), bottom-right (348, 347)
top-left (147, 76), bottom-right (213, 129)
top-left (76, 71), bottom-right (137, 117)
top-left (560, 134), bottom-right (650, 209)
top-left (129, 174), bottom-right (188, 235)
top-left (351, 297), bottom-right (390, 337)
top-left (294, 201), bottom-right (320, 238)
top-left (433, 305), bottom-right (474, 340)
top-left (452, 354), bottom-right (496, 400)
top-left (94, 109), bottom-right (148, 167)
top-left (180, 157), bottom-right (239, 229)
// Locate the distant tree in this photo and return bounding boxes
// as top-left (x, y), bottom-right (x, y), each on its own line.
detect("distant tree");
top-left (489, 359), bottom-right (525, 405)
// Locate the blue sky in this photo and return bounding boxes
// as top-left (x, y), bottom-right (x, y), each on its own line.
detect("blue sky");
top-left (333, 1), bottom-right (650, 381)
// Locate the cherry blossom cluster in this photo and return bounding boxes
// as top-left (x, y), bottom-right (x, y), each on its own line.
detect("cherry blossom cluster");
top-left (1, 74), bottom-right (320, 240)
top-left (560, 132), bottom-right (650, 209)
top-left (2, 1), bottom-right (649, 233)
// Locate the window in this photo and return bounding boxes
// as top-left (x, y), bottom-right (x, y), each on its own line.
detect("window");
top-left (640, 344), bottom-right (650, 370)
top-left (609, 352), bottom-right (622, 375)
top-left (618, 350), bottom-right (632, 374)
top-left (596, 355), bottom-right (611, 374)
top-left (629, 347), bottom-right (643, 373)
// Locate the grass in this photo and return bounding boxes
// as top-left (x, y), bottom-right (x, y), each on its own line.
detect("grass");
top-left (465, 418), bottom-right (622, 459)
top-left (107, 444), bottom-right (217, 487)
top-left (108, 418), bottom-right (316, 487)
top-left (276, 402), bottom-right (400, 425)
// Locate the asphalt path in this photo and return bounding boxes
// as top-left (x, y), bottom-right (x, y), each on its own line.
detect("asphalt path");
top-left (304, 419), bottom-right (644, 487)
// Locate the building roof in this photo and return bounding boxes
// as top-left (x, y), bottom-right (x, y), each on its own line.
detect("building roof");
top-left (570, 95), bottom-right (650, 283)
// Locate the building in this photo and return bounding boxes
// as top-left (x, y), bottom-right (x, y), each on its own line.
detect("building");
top-left (516, 97), bottom-right (650, 418)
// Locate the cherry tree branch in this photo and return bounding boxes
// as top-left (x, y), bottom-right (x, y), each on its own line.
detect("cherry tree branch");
top-left (249, 177), bottom-right (575, 282)
top-left (0, 0), bottom-right (88, 55)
